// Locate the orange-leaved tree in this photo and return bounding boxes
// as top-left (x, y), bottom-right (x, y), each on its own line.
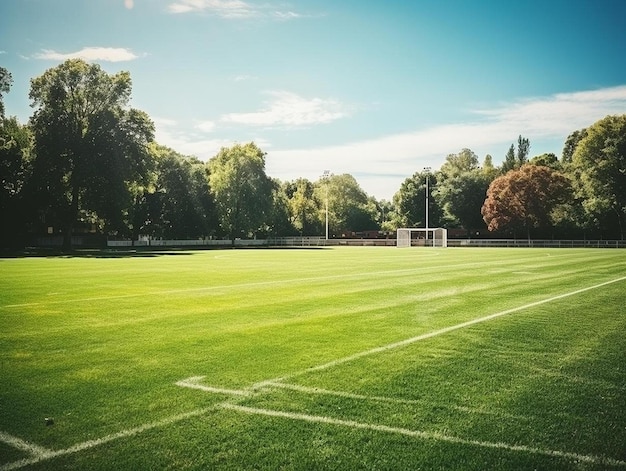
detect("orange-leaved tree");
top-left (481, 164), bottom-right (571, 239)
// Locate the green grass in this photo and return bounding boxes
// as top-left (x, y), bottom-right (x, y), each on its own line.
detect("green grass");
top-left (1, 247), bottom-right (625, 470)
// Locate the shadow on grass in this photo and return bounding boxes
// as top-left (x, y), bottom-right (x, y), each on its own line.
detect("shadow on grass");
top-left (0, 248), bottom-right (196, 259)
top-left (0, 246), bottom-right (329, 259)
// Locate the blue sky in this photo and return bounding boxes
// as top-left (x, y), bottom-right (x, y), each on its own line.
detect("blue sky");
top-left (2, 0), bottom-right (626, 200)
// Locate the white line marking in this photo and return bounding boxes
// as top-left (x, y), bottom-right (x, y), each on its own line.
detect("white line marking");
top-left (0, 432), bottom-right (51, 457)
top-left (0, 407), bottom-right (216, 471)
top-left (261, 382), bottom-right (531, 421)
top-left (4, 274), bottom-right (625, 469)
top-left (262, 381), bottom-right (423, 405)
top-left (257, 275), bottom-right (626, 386)
top-left (220, 403), bottom-right (626, 467)
top-left (175, 376), bottom-right (251, 396)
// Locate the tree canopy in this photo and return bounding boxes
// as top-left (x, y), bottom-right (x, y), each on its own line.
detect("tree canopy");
top-left (2, 61), bottom-right (625, 247)
top-left (208, 142), bottom-right (272, 244)
top-left (29, 59), bottom-right (154, 248)
top-left (481, 165), bottom-right (571, 238)
top-left (570, 115), bottom-right (626, 239)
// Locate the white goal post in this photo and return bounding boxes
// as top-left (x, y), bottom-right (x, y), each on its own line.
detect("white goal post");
top-left (397, 228), bottom-right (448, 247)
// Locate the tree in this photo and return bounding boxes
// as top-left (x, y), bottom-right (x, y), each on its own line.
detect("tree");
top-left (1, 68), bottom-right (34, 248)
top-left (287, 178), bottom-right (319, 235)
top-left (0, 67), bottom-right (12, 118)
top-left (377, 199), bottom-right (394, 232)
top-left (264, 178), bottom-right (296, 238)
top-left (501, 135), bottom-right (530, 173)
top-left (481, 165), bottom-right (571, 239)
top-left (530, 152), bottom-right (561, 170)
top-left (0, 116), bottom-right (33, 248)
top-left (439, 148), bottom-right (480, 179)
top-left (29, 59), bottom-right (154, 248)
top-left (562, 129), bottom-right (587, 163)
top-left (570, 115), bottom-right (626, 239)
top-left (433, 148), bottom-right (489, 235)
top-left (502, 144), bottom-right (516, 174)
top-left (389, 170), bottom-right (443, 230)
top-left (315, 173), bottom-right (376, 236)
top-left (208, 142), bottom-right (271, 244)
top-left (133, 145), bottom-right (216, 239)
top-left (434, 170), bottom-right (490, 235)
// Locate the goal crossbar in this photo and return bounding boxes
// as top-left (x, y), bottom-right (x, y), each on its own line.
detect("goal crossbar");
top-left (397, 228), bottom-right (447, 247)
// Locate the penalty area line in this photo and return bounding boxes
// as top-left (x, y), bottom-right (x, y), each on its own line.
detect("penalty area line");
top-left (220, 403), bottom-right (626, 468)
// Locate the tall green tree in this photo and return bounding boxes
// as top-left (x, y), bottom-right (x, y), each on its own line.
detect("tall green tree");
top-left (0, 67), bottom-right (13, 119)
top-left (570, 114), bottom-right (626, 239)
top-left (530, 152), bottom-right (561, 170)
top-left (29, 59), bottom-right (154, 248)
top-left (433, 148), bottom-right (488, 234)
top-left (287, 178), bottom-right (319, 235)
top-left (439, 148), bottom-right (480, 179)
top-left (501, 135), bottom-right (530, 173)
top-left (562, 129), bottom-right (587, 163)
top-left (133, 145), bottom-right (216, 239)
top-left (1, 67), bottom-right (34, 248)
top-left (0, 116), bottom-right (33, 248)
top-left (434, 170), bottom-right (490, 235)
top-left (264, 178), bottom-right (296, 238)
top-left (208, 142), bottom-right (271, 244)
top-left (389, 170), bottom-right (443, 230)
top-left (315, 173), bottom-right (375, 236)
top-left (481, 154), bottom-right (499, 181)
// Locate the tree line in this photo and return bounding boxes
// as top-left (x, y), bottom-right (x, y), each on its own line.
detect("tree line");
top-left (1, 60), bottom-right (625, 249)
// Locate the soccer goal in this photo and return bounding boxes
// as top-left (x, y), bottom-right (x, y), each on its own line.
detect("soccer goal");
top-left (397, 228), bottom-right (448, 247)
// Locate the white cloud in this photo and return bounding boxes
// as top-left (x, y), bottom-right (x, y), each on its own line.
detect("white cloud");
top-left (234, 74), bottom-right (257, 82)
top-left (221, 91), bottom-right (349, 128)
top-left (154, 117), bottom-right (231, 158)
top-left (265, 85), bottom-right (626, 199)
top-left (474, 86), bottom-right (626, 136)
top-left (273, 11), bottom-right (301, 20)
top-left (195, 120), bottom-right (216, 132)
top-left (167, 0), bottom-right (306, 20)
top-left (33, 47), bottom-right (139, 62)
top-left (124, 0), bottom-right (134, 9)
top-left (153, 85), bottom-right (626, 200)
top-left (168, 0), bottom-right (255, 17)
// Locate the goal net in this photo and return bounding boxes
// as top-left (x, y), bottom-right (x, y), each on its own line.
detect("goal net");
top-left (397, 228), bottom-right (448, 247)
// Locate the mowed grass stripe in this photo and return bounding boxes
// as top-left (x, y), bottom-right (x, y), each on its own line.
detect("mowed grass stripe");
top-left (220, 403), bottom-right (626, 468)
top-left (257, 273), bottom-right (626, 387)
top-left (1, 248), bottom-right (625, 470)
top-left (0, 247), bottom-right (614, 309)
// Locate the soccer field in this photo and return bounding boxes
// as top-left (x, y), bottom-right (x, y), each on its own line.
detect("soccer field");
top-left (1, 247), bottom-right (625, 470)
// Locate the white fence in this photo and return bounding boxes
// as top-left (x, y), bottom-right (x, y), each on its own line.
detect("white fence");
top-left (107, 239), bottom-right (265, 247)
top-left (449, 239), bottom-right (626, 248)
top-left (106, 238), bottom-right (626, 249)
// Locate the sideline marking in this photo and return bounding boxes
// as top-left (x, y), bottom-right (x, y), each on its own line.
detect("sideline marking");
top-left (220, 403), bottom-right (626, 467)
top-left (256, 275), bottom-right (626, 386)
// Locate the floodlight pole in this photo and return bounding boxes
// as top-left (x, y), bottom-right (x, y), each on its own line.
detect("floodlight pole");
top-left (322, 170), bottom-right (330, 240)
top-left (424, 167), bottom-right (431, 242)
